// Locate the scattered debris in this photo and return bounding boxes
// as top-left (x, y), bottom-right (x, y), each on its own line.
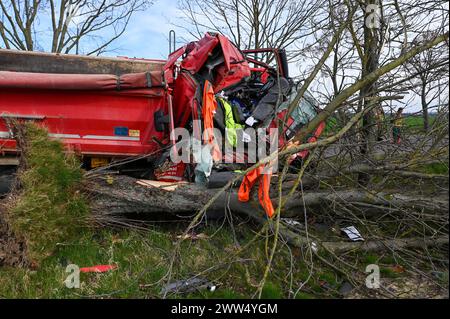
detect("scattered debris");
top-left (137, 179), bottom-right (187, 192)
top-left (282, 218), bottom-right (302, 227)
top-left (176, 233), bottom-right (210, 241)
top-left (161, 277), bottom-right (216, 295)
top-left (79, 264), bottom-right (117, 273)
top-left (339, 282), bottom-right (354, 296)
top-left (319, 280), bottom-right (333, 291)
top-left (390, 265), bottom-right (406, 274)
top-left (347, 276), bottom-right (449, 299)
top-left (341, 226), bottom-right (365, 242)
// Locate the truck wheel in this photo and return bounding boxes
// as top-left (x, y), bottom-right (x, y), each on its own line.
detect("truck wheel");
top-left (0, 166), bottom-right (16, 196)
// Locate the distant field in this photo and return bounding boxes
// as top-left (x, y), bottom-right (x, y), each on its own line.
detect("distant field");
top-left (323, 113), bottom-right (438, 136)
top-left (403, 114), bottom-right (437, 131)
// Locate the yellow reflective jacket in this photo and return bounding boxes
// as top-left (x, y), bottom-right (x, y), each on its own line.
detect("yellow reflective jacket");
top-left (219, 98), bottom-right (245, 147)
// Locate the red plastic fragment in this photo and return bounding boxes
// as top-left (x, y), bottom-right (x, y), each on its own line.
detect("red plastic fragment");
top-left (79, 265), bottom-right (117, 273)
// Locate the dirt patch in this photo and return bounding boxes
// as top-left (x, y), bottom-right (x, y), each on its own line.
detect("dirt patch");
top-left (348, 276), bottom-right (449, 299)
top-left (0, 198), bottom-right (28, 268)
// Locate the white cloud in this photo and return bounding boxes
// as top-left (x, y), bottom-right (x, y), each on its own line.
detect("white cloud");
top-left (111, 0), bottom-right (192, 59)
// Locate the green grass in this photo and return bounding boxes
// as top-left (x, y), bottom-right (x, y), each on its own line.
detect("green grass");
top-left (8, 224), bottom-right (431, 300)
top-left (5, 123), bottom-right (88, 264)
top-left (399, 114), bottom-right (437, 133)
top-left (418, 162), bottom-right (449, 175)
top-left (0, 223), bottom-right (338, 299)
top-left (403, 115), bottom-right (435, 129)
top-left (260, 281), bottom-right (283, 298)
top-left (323, 113), bottom-right (438, 136)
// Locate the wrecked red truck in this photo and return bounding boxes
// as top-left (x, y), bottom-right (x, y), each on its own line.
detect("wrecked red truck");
top-left (0, 33), bottom-right (324, 214)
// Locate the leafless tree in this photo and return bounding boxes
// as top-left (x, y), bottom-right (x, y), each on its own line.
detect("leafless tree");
top-left (177, 0), bottom-right (327, 61)
top-left (0, 0), bottom-right (153, 55)
top-left (404, 32), bottom-right (449, 131)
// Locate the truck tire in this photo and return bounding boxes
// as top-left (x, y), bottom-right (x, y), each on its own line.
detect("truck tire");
top-left (0, 166), bottom-right (16, 196)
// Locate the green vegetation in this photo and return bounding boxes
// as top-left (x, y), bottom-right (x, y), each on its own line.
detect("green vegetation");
top-left (323, 113), bottom-right (438, 136)
top-left (5, 123), bottom-right (88, 263)
top-left (418, 162), bottom-right (449, 175)
top-left (1, 217), bottom-right (419, 299)
top-left (0, 224), bottom-right (340, 299)
top-left (402, 114), bottom-right (437, 132)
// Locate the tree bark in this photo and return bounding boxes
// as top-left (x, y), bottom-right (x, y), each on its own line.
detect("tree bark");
top-left (421, 81), bottom-right (430, 132)
top-left (85, 175), bottom-right (449, 217)
top-left (358, 0), bottom-right (382, 185)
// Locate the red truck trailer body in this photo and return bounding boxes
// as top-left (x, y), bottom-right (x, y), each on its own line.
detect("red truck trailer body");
top-left (0, 73), bottom-right (167, 157)
top-left (0, 50), bottom-right (169, 159)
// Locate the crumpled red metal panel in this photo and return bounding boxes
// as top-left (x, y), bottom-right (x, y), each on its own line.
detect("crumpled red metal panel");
top-left (171, 71), bottom-right (199, 128)
top-left (180, 33), bottom-right (220, 73)
top-left (212, 35), bottom-right (251, 92)
top-left (166, 33), bottom-right (251, 92)
top-left (167, 33), bottom-right (251, 128)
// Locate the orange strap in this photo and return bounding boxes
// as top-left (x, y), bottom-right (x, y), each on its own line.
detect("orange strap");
top-left (238, 166), bottom-right (263, 202)
top-left (238, 166), bottom-right (275, 218)
top-left (258, 172), bottom-right (275, 218)
top-left (202, 80), bottom-right (221, 162)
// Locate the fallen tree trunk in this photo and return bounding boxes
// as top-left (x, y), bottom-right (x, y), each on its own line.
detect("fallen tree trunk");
top-left (229, 206), bottom-right (449, 254)
top-left (282, 189), bottom-right (449, 215)
top-left (85, 175), bottom-right (449, 217)
top-left (82, 175), bottom-right (450, 255)
top-left (321, 236), bottom-right (449, 254)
